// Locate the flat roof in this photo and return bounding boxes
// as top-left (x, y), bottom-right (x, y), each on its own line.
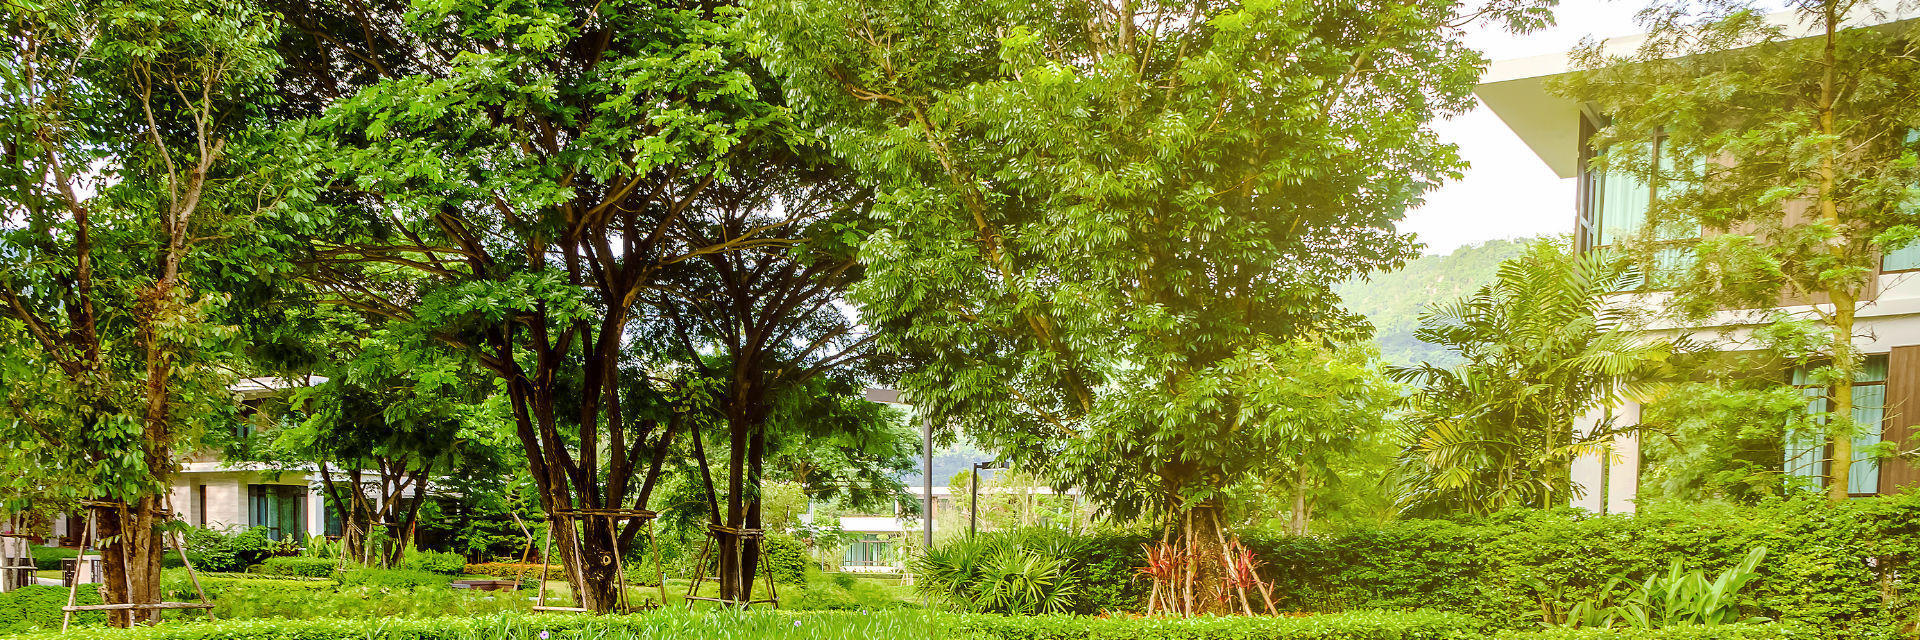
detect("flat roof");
top-left (1475, 4), bottom-right (1916, 179)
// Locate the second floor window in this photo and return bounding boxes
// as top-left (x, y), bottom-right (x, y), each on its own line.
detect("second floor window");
top-left (1580, 128), bottom-right (1700, 289)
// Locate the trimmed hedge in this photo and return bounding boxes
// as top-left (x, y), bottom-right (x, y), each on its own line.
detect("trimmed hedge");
top-left (0, 584), bottom-right (105, 633)
top-left (336, 567), bottom-right (449, 589)
top-left (1027, 494), bottom-right (1920, 637)
top-left (463, 562), bottom-right (560, 578)
top-left (36, 610), bottom-right (944, 640)
top-left (950, 610), bottom-right (1487, 640)
top-left (1499, 624), bottom-right (1817, 640)
top-left (257, 557), bottom-right (337, 578)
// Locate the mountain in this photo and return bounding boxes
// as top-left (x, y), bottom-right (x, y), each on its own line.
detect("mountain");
top-left (1336, 238), bottom-right (1538, 370)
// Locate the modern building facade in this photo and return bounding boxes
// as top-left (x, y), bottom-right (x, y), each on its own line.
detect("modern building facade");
top-left (1476, 7), bottom-right (1920, 512)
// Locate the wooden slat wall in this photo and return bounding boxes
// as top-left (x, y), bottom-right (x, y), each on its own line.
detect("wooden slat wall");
top-left (1881, 346), bottom-right (1920, 494)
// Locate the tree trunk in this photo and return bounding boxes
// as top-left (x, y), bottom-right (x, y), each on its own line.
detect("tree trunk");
top-left (1289, 465), bottom-right (1310, 536)
top-left (96, 498), bottom-right (165, 627)
top-left (1813, 0), bottom-right (1858, 503)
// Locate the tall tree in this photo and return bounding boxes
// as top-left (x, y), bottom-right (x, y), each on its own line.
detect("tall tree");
top-left (0, 0), bottom-right (276, 625)
top-left (1390, 242), bottom-right (1673, 515)
top-left (271, 0), bottom-right (800, 611)
top-left (750, 0), bottom-right (1539, 614)
top-left (642, 150), bottom-right (885, 601)
top-left (1560, 0), bottom-right (1920, 501)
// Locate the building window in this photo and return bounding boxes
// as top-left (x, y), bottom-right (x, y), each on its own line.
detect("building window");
top-left (248, 484), bottom-right (308, 541)
top-left (1885, 243), bottom-right (1920, 272)
top-left (1786, 355), bottom-right (1887, 495)
top-left (841, 534), bottom-right (892, 568)
top-left (1579, 130), bottom-right (1701, 288)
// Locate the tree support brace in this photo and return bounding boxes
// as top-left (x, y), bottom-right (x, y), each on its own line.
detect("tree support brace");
top-left (684, 523), bottom-right (778, 609)
top-left (531, 508), bottom-right (664, 613)
top-left (62, 499), bottom-right (213, 631)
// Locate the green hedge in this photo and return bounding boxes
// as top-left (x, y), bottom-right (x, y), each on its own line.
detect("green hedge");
top-left (1242, 497), bottom-right (1920, 635)
top-left (1014, 494), bottom-right (1920, 637)
top-left (1498, 624), bottom-right (1818, 640)
top-left (0, 584), bottom-right (106, 633)
top-left (949, 610), bottom-right (1486, 640)
top-left (335, 567), bottom-right (449, 589)
top-left (35, 610), bottom-right (944, 640)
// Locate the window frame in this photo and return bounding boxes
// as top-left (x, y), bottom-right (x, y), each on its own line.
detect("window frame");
top-left (1785, 355), bottom-right (1888, 498)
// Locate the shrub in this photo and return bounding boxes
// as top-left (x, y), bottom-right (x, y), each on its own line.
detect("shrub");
top-left (399, 549), bottom-right (467, 575)
top-left (336, 567), bottom-right (449, 589)
top-left (948, 609), bottom-right (1488, 640)
top-left (43, 610), bottom-right (944, 640)
top-left (29, 545), bottom-right (76, 571)
top-left (258, 557), bottom-right (337, 578)
top-left (183, 526), bottom-right (274, 573)
top-left (1499, 624), bottom-right (1816, 640)
top-left (465, 562), bottom-right (561, 578)
top-left (913, 531), bottom-right (1077, 615)
top-left (0, 584), bottom-right (106, 632)
top-left (762, 534), bottom-right (808, 585)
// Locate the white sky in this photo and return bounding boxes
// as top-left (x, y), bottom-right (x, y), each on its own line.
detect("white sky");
top-left (1403, 1), bottom-right (1651, 254)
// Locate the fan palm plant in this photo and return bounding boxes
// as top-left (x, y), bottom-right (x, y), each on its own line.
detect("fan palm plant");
top-left (1390, 242), bottom-right (1676, 514)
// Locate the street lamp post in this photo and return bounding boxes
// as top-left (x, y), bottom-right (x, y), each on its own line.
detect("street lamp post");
top-left (969, 460), bottom-right (1006, 537)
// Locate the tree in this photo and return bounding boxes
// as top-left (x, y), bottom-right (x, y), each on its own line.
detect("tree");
top-left (0, 0), bottom-right (276, 624)
top-left (1559, 0), bottom-right (1920, 501)
top-left (271, 0), bottom-right (802, 611)
top-left (640, 147), bottom-right (889, 601)
top-left (1390, 242), bottom-right (1674, 515)
top-left (749, 0), bottom-right (1537, 613)
top-left (274, 328), bottom-right (507, 567)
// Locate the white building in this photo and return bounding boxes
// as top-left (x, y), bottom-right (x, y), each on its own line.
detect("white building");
top-left (1476, 5), bottom-right (1920, 512)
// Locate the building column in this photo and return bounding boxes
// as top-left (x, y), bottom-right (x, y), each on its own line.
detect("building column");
top-left (307, 476), bottom-right (326, 538)
top-left (1606, 402), bottom-right (1642, 514)
top-left (1570, 407), bottom-right (1607, 512)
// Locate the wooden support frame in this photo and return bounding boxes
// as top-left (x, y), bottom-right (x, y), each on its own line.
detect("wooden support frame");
top-left (61, 499), bottom-right (214, 631)
top-left (683, 524), bottom-right (778, 609)
top-left (530, 508), bottom-right (664, 614)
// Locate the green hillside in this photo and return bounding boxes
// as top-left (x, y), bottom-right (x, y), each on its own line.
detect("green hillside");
top-left (1337, 238), bottom-right (1538, 369)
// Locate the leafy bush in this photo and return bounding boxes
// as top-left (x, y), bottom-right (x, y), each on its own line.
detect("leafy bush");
top-left (948, 609), bottom-right (1487, 640)
top-left (29, 545), bottom-right (76, 571)
top-left (913, 530), bottom-right (1077, 615)
top-left (43, 610), bottom-right (944, 640)
top-left (763, 534), bottom-right (808, 584)
top-left (336, 567), bottom-right (449, 589)
top-left (1499, 624), bottom-right (1815, 640)
top-left (258, 557), bottom-right (338, 578)
top-left (398, 549), bottom-right (467, 575)
top-left (184, 526), bottom-right (274, 572)
top-left (0, 584), bottom-right (106, 632)
top-left (1561, 547), bottom-right (1771, 629)
top-left (465, 562), bottom-right (560, 578)
top-left (1239, 496), bottom-right (1920, 637)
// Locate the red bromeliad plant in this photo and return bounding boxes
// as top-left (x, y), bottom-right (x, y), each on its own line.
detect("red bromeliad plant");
top-left (1137, 542), bottom-right (1185, 616)
top-left (1221, 538), bottom-right (1278, 615)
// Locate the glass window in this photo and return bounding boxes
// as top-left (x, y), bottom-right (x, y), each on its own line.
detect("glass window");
top-left (1885, 243), bottom-right (1920, 271)
top-left (1582, 137), bottom-right (1701, 288)
top-left (1885, 130), bottom-right (1920, 271)
top-left (1785, 355), bottom-right (1886, 495)
top-left (1594, 142), bottom-right (1652, 248)
top-left (249, 484), bottom-right (308, 541)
